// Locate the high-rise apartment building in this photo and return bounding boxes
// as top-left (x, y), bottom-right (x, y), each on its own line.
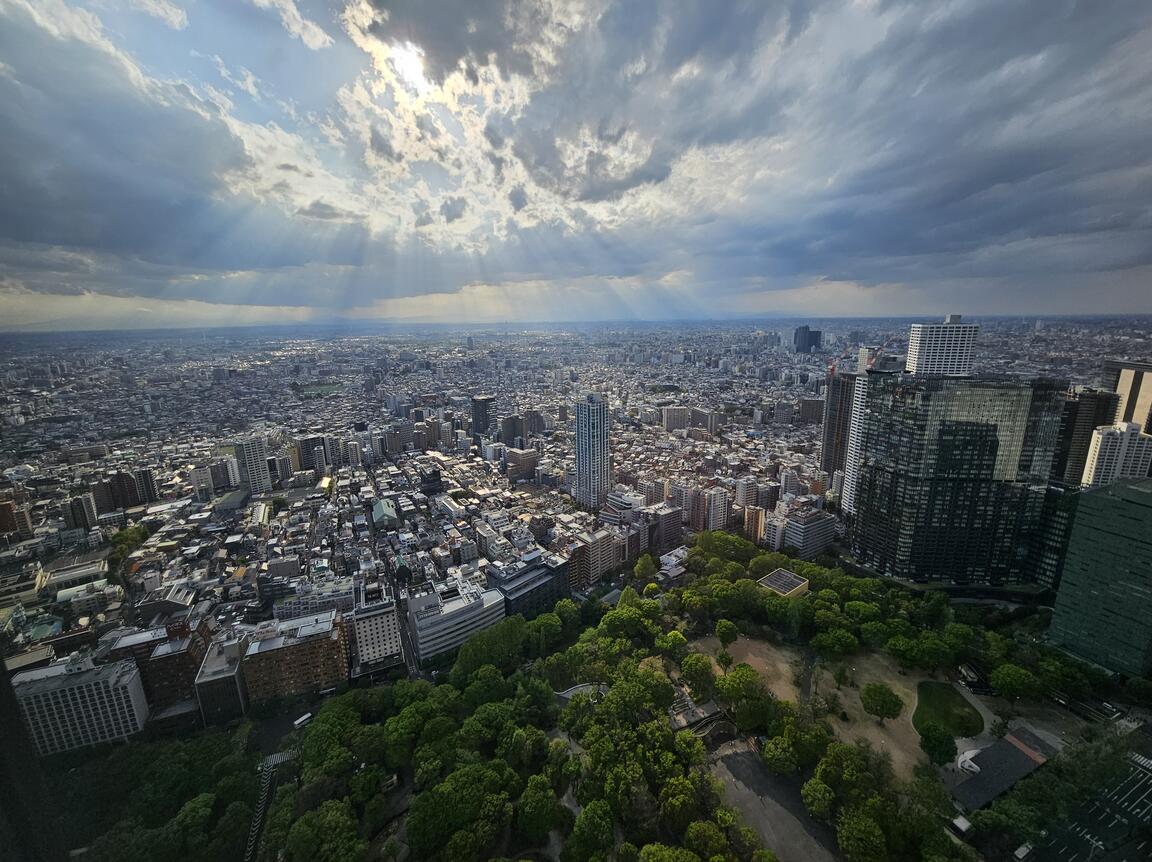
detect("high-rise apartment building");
top-left (0, 499), bottom-right (34, 539)
top-left (349, 579), bottom-right (403, 679)
top-left (851, 375), bottom-right (1065, 585)
top-left (234, 437), bottom-right (272, 493)
top-left (662, 406), bottom-right (691, 432)
top-left (574, 393), bottom-right (611, 510)
top-left (905, 314), bottom-right (979, 376)
top-left (784, 509), bottom-right (837, 560)
top-left (1050, 479), bottom-right (1152, 675)
top-left (62, 494), bottom-right (98, 532)
top-left (1080, 422), bottom-right (1152, 488)
top-left (1105, 359), bottom-right (1152, 431)
top-left (12, 655), bottom-right (149, 756)
top-left (471, 394), bottom-right (495, 445)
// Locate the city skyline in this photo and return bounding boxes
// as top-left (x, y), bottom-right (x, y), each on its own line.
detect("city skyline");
top-left (2, 0), bottom-right (1152, 331)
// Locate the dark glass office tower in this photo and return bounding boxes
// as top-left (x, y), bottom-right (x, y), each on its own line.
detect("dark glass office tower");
top-left (851, 375), bottom-right (1066, 585)
top-left (821, 369), bottom-right (858, 476)
top-left (1051, 388), bottom-right (1120, 486)
top-left (470, 394), bottom-right (495, 445)
top-left (1050, 479), bottom-right (1152, 675)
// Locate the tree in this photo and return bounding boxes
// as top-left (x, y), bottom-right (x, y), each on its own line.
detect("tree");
top-left (563, 800), bottom-right (614, 862)
top-left (918, 722), bottom-right (957, 766)
top-left (801, 778), bottom-right (835, 820)
top-left (633, 554), bottom-right (659, 587)
top-left (716, 650), bottom-right (733, 674)
top-left (517, 774), bottom-right (559, 845)
top-left (643, 582), bottom-right (660, 599)
top-left (760, 737), bottom-right (798, 774)
top-left (990, 664), bottom-right (1042, 702)
top-left (811, 628), bottom-right (859, 659)
top-left (684, 820), bottom-right (728, 858)
top-left (836, 809), bottom-right (886, 862)
top-left (638, 845), bottom-right (702, 862)
top-left (715, 619), bottom-right (739, 649)
top-left (860, 683), bottom-right (903, 724)
top-left (679, 653), bottom-right (715, 701)
top-left (656, 630), bottom-right (689, 663)
top-left (285, 799), bottom-right (366, 862)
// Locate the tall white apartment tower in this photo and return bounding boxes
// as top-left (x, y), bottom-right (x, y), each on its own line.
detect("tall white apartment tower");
top-left (905, 314), bottom-right (979, 376)
top-left (1081, 422), bottom-right (1152, 488)
top-left (575, 393), bottom-right (611, 510)
top-left (235, 436), bottom-right (272, 494)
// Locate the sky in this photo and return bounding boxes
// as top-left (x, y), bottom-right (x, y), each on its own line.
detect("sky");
top-left (1, 0), bottom-right (1151, 331)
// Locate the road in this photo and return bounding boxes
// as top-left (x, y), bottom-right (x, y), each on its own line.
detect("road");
top-left (709, 741), bottom-right (839, 862)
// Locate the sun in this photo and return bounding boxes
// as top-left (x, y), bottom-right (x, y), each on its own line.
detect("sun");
top-left (389, 42), bottom-right (432, 96)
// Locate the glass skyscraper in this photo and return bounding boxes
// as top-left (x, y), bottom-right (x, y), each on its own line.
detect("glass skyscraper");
top-left (851, 374), bottom-right (1066, 585)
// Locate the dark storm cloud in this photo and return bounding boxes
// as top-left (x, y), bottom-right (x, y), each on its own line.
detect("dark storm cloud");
top-left (3, 0), bottom-right (1152, 322)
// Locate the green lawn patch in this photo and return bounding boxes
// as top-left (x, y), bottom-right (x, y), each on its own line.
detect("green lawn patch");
top-left (912, 681), bottom-right (984, 737)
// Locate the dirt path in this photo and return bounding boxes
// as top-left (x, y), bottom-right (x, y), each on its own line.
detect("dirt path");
top-left (692, 635), bottom-right (804, 703)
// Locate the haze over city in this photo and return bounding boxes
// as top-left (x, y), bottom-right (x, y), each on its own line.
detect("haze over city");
top-left (2, 0), bottom-right (1152, 330)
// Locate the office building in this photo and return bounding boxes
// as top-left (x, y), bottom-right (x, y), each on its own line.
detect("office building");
top-left (784, 509), bottom-right (837, 559)
top-left (407, 579), bottom-right (505, 664)
top-left (574, 393), bottom-right (611, 509)
top-left (1106, 359), bottom-right (1152, 431)
top-left (234, 437), bottom-right (272, 494)
top-left (1050, 479), bottom-right (1152, 675)
top-left (12, 655), bottom-right (149, 756)
top-left (851, 374), bottom-right (1065, 585)
top-left (905, 314), bottom-right (979, 376)
top-left (505, 447), bottom-right (539, 483)
top-left (839, 372), bottom-right (871, 515)
top-left (1052, 388), bottom-right (1121, 486)
top-left (793, 325), bottom-right (822, 354)
top-left (488, 550), bottom-right (570, 619)
top-left (471, 394), bottom-right (495, 445)
top-left (821, 369), bottom-right (859, 476)
top-left (349, 579), bottom-right (403, 679)
top-left (195, 636), bottom-right (249, 725)
top-left (1080, 422), bottom-right (1152, 488)
top-left (570, 528), bottom-right (617, 591)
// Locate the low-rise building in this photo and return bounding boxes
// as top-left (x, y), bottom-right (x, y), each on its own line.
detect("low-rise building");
top-left (407, 578), bottom-right (505, 664)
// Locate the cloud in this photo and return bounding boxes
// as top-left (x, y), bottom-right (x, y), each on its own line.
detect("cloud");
top-left (127, 0), bottom-right (187, 29)
top-left (3, 0), bottom-right (1152, 327)
top-left (248, 0), bottom-right (333, 50)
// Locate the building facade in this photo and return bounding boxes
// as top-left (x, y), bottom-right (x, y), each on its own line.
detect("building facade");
top-left (13, 656), bottom-right (149, 756)
top-left (574, 393), bottom-right (611, 510)
top-left (904, 314), bottom-right (979, 376)
top-left (1050, 479), bottom-right (1152, 675)
top-left (1080, 422), bottom-right (1152, 488)
top-left (851, 375), bottom-right (1065, 585)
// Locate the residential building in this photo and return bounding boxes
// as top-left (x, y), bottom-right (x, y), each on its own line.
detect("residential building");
top-left (821, 369), bottom-right (859, 476)
top-left (574, 393), bottom-right (611, 509)
top-left (1052, 388), bottom-right (1121, 486)
top-left (905, 314), bottom-right (979, 376)
top-left (349, 579), bottom-right (403, 679)
top-left (1106, 359), bottom-right (1152, 431)
top-left (784, 509), bottom-right (836, 559)
top-left (471, 394), bottom-right (495, 445)
top-left (234, 437), bottom-right (272, 494)
top-left (242, 610), bottom-right (348, 705)
top-left (1080, 422), bottom-right (1152, 488)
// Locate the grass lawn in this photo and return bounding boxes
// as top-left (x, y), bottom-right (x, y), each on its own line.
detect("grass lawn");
top-left (912, 681), bottom-right (984, 737)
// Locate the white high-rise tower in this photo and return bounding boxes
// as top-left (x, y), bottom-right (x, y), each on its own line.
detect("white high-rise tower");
top-left (235, 436), bottom-right (272, 493)
top-left (905, 314), bottom-right (979, 376)
top-left (575, 393), bottom-right (611, 510)
top-left (1081, 422), bottom-right (1152, 488)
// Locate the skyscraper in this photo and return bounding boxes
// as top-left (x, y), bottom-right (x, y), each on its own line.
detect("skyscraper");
top-left (1105, 359), bottom-right (1152, 431)
top-left (234, 437), bottom-right (272, 493)
top-left (1051, 387), bottom-right (1121, 486)
top-left (574, 393), bottom-right (611, 510)
top-left (821, 369), bottom-right (859, 476)
top-left (905, 314), bottom-right (979, 376)
top-left (1080, 422), bottom-right (1152, 488)
top-left (471, 394), bottom-right (495, 445)
top-left (851, 374), bottom-right (1065, 585)
top-left (793, 325), bottom-right (822, 354)
top-left (1050, 478), bottom-right (1152, 675)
